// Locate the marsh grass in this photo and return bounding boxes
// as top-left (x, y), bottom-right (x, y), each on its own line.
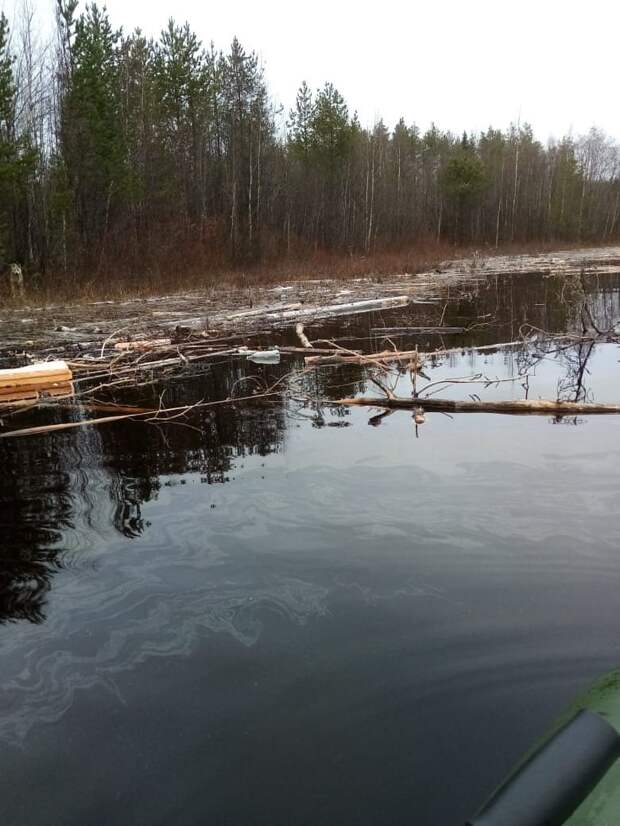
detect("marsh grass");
top-left (1, 240), bottom-right (602, 310)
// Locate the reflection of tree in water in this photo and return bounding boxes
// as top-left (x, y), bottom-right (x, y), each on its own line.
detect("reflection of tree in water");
top-left (512, 270), bottom-right (619, 408)
top-left (0, 439), bottom-right (72, 623)
top-left (111, 476), bottom-right (148, 538)
top-left (0, 370), bottom-right (288, 623)
top-left (279, 271), bottom-right (620, 356)
top-left (283, 355), bottom-right (371, 427)
top-left (514, 335), bottom-right (598, 407)
top-left (556, 340), bottom-right (596, 404)
top-left (441, 271), bottom-right (620, 344)
top-left (101, 396), bottom-right (286, 484)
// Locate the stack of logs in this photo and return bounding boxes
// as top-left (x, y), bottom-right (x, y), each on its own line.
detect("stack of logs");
top-left (0, 360), bottom-right (74, 406)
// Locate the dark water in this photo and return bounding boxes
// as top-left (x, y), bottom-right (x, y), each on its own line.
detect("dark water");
top-left (1, 272), bottom-right (620, 825)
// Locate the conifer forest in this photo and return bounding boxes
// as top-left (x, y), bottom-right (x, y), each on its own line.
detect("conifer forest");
top-left (1, 1), bottom-right (620, 290)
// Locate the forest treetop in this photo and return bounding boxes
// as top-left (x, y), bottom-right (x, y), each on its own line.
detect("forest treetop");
top-left (1, 1), bottom-right (619, 288)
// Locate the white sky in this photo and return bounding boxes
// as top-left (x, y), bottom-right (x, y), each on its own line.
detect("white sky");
top-left (17, 0), bottom-right (620, 141)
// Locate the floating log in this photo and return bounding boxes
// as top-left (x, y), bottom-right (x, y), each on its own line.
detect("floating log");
top-left (0, 389), bottom-right (38, 405)
top-left (0, 379), bottom-right (75, 395)
top-left (0, 382), bottom-right (74, 407)
top-left (278, 346), bottom-right (362, 356)
top-left (247, 349), bottom-right (281, 364)
top-left (114, 338), bottom-right (172, 352)
top-left (0, 360), bottom-right (72, 391)
top-left (270, 295), bottom-right (410, 321)
top-left (334, 395), bottom-right (620, 415)
top-left (305, 348), bottom-right (422, 367)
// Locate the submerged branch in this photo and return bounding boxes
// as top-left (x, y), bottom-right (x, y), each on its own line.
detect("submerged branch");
top-left (0, 390), bottom-right (284, 439)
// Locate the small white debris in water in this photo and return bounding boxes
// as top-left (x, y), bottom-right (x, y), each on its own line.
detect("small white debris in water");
top-left (247, 349), bottom-right (281, 364)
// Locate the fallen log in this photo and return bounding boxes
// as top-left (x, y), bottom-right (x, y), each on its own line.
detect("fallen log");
top-left (0, 383), bottom-right (74, 407)
top-left (334, 396), bottom-right (620, 415)
top-left (0, 378), bottom-right (75, 395)
top-left (278, 346), bottom-right (362, 356)
top-left (267, 295), bottom-right (410, 322)
top-left (0, 360), bottom-right (72, 390)
top-left (114, 338), bottom-right (172, 352)
top-left (0, 389), bottom-right (38, 405)
top-left (305, 348), bottom-right (422, 367)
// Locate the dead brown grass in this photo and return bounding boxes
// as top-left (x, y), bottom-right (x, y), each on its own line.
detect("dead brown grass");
top-left (2, 239), bottom-right (611, 309)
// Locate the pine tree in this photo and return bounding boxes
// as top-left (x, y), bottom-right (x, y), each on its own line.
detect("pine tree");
top-left (59, 3), bottom-right (125, 257)
top-left (442, 146), bottom-right (487, 242)
top-left (220, 37), bottom-right (271, 260)
top-left (0, 13), bottom-right (37, 265)
top-left (154, 20), bottom-right (206, 219)
top-left (288, 81), bottom-right (313, 159)
top-left (310, 82), bottom-right (350, 167)
top-left (306, 82), bottom-right (351, 245)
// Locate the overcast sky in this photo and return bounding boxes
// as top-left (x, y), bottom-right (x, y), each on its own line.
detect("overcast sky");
top-left (18, 0), bottom-right (620, 141)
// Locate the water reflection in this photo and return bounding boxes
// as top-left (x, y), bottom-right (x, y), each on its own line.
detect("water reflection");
top-left (0, 271), bottom-right (619, 825)
top-left (0, 440), bottom-right (71, 623)
top-left (0, 398), bottom-right (287, 625)
top-left (1, 272), bottom-right (619, 626)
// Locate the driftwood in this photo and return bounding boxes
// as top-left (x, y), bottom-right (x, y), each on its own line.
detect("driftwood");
top-left (279, 346), bottom-right (361, 356)
top-left (296, 323), bottom-right (312, 348)
top-left (305, 348), bottom-right (423, 367)
top-left (439, 248), bottom-right (620, 280)
top-left (0, 383), bottom-right (74, 407)
top-left (265, 295), bottom-right (410, 323)
top-left (334, 396), bottom-right (620, 415)
top-left (114, 338), bottom-right (172, 352)
top-left (1, 244), bottom-right (617, 422)
top-left (0, 360), bottom-right (74, 405)
top-left (0, 380), bottom-right (73, 396)
top-left (0, 360), bottom-right (72, 390)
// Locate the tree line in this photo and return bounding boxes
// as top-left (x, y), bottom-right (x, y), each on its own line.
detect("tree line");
top-left (1, 1), bottom-right (620, 288)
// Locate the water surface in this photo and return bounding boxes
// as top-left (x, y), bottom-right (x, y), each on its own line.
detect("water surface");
top-left (1, 271), bottom-right (620, 825)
